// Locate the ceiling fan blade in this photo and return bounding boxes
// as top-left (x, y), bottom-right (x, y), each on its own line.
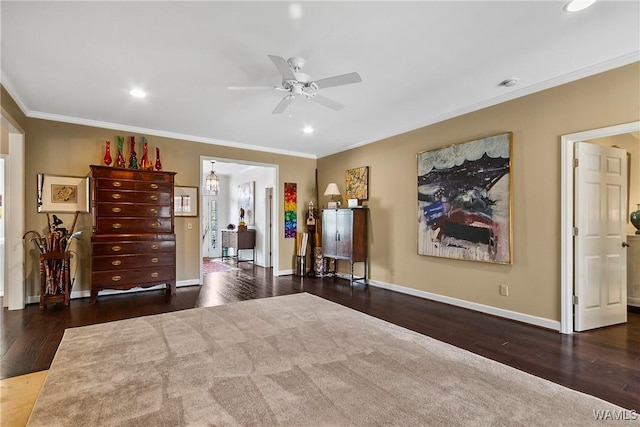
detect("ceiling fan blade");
top-left (268, 55), bottom-right (296, 81)
top-left (227, 86), bottom-right (275, 91)
top-left (272, 95), bottom-right (293, 114)
top-left (311, 94), bottom-right (344, 111)
top-left (312, 72), bottom-right (362, 89)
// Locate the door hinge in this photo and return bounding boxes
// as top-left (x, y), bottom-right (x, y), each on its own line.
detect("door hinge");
top-left (573, 295), bottom-right (579, 305)
top-left (572, 227), bottom-right (579, 236)
top-left (573, 158), bottom-right (579, 167)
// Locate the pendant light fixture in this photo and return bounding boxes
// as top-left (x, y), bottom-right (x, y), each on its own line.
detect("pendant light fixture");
top-left (205, 161), bottom-right (220, 195)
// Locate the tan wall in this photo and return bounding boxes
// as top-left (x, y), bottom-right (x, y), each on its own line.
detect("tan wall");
top-left (1, 86), bottom-right (27, 131)
top-left (3, 63), bottom-right (639, 320)
top-left (318, 62), bottom-right (640, 322)
top-left (21, 119), bottom-right (316, 297)
top-left (1, 85), bottom-right (28, 154)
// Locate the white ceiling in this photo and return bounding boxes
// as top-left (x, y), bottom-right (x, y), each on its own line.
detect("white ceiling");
top-left (2, 1), bottom-right (639, 159)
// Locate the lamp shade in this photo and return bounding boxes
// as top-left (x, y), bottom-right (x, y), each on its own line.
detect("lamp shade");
top-left (324, 183), bottom-right (341, 196)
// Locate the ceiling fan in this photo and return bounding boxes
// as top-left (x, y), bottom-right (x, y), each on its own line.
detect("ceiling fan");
top-left (228, 55), bottom-right (362, 114)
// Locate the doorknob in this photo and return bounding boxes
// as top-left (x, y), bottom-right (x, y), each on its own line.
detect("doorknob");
top-left (622, 242), bottom-right (630, 248)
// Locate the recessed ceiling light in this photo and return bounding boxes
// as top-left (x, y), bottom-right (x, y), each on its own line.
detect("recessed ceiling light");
top-left (289, 3), bottom-right (303, 20)
top-left (499, 78), bottom-right (519, 88)
top-left (129, 89), bottom-right (146, 98)
top-left (564, 0), bottom-right (597, 12)
top-left (303, 126), bottom-right (314, 134)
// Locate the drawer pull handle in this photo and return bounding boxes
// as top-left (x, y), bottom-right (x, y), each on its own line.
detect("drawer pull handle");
top-left (149, 208), bottom-right (158, 214)
top-left (112, 193), bottom-right (122, 200)
top-left (149, 195), bottom-right (158, 201)
top-left (150, 184), bottom-right (159, 189)
top-left (112, 181), bottom-right (122, 187)
top-left (151, 244), bottom-right (159, 250)
top-left (112, 260), bottom-right (122, 266)
top-left (112, 207), bottom-right (122, 213)
top-left (151, 222), bottom-right (158, 227)
top-left (151, 272), bottom-right (159, 278)
top-left (111, 246), bottom-right (122, 252)
top-left (112, 275), bottom-right (122, 282)
top-left (112, 223), bottom-right (122, 229)
top-left (151, 257), bottom-right (159, 263)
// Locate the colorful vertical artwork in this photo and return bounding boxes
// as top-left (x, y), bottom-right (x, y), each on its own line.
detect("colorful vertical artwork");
top-left (284, 182), bottom-right (297, 238)
top-left (417, 133), bottom-right (513, 264)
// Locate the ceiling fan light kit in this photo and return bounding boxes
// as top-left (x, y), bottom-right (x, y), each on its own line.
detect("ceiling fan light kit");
top-left (229, 55), bottom-right (362, 115)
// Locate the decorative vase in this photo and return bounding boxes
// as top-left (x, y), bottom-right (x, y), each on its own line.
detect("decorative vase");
top-left (139, 137), bottom-right (152, 170)
top-left (103, 140), bottom-right (112, 166)
top-left (155, 147), bottom-right (162, 171)
top-left (128, 136), bottom-right (138, 169)
top-left (115, 136), bottom-right (126, 168)
top-left (631, 204), bottom-right (640, 234)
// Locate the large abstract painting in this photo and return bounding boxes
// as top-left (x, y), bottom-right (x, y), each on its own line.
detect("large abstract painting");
top-left (417, 133), bottom-right (512, 264)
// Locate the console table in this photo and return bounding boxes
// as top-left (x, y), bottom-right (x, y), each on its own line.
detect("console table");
top-left (221, 230), bottom-right (256, 263)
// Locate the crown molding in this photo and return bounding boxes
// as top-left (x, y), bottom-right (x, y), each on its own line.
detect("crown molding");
top-left (26, 110), bottom-right (317, 159)
top-left (340, 52), bottom-right (640, 157)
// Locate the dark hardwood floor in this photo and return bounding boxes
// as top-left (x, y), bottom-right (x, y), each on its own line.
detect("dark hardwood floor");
top-left (2, 262), bottom-right (639, 410)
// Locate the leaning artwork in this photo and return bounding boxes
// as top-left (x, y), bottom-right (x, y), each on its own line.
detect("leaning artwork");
top-left (417, 133), bottom-right (512, 264)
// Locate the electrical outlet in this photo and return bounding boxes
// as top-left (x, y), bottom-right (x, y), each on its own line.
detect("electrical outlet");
top-left (499, 284), bottom-right (509, 296)
top-left (187, 223), bottom-right (193, 230)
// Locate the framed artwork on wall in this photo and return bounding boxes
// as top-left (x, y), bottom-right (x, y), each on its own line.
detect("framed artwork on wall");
top-left (417, 132), bottom-right (513, 264)
top-left (237, 181), bottom-right (255, 226)
top-left (37, 174), bottom-right (90, 213)
top-left (174, 186), bottom-right (198, 217)
top-left (345, 166), bottom-right (369, 200)
top-left (284, 182), bottom-right (297, 238)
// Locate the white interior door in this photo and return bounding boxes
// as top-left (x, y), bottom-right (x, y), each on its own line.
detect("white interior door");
top-left (574, 141), bottom-right (628, 331)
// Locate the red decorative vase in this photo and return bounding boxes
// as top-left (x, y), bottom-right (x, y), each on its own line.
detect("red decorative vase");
top-left (140, 137), bottom-right (152, 170)
top-left (103, 140), bottom-right (112, 166)
top-left (155, 147), bottom-right (162, 171)
top-left (116, 136), bottom-right (126, 168)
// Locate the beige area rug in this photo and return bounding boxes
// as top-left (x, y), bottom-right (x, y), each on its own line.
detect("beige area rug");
top-left (28, 293), bottom-right (632, 426)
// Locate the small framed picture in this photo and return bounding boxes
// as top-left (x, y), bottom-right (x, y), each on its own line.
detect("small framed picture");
top-left (174, 186), bottom-right (198, 217)
top-left (37, 174), bottom-right (90, 213)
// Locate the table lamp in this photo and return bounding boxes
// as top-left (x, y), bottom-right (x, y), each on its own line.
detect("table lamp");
top-left (324, 183), bottom-right (341, 208)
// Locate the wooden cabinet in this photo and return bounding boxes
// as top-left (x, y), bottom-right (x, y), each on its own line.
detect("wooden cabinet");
top-left (628, 235), bottom-right (640, 308)
top-left (322, 208), bottom-right (368, 285)
top-left (89, 165), bottom-right (176, 303)
top-left (221, 230), bottom-right (256, 262)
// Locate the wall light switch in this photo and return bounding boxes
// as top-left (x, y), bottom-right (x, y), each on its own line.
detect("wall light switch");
top-left (187, 223), bottom-right (193, 230)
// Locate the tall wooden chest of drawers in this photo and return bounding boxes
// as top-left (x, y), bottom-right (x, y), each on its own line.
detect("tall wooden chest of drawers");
top-left (89, 165), bottom-right (176, 303)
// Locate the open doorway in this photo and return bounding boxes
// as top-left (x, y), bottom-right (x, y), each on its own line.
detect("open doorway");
top-left (561, 121), bottom-right (640, 334)
top-left (199, 157), bottom-right (278, 280)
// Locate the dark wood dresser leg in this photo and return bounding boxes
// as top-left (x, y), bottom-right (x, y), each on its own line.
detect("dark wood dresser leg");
top-left (90, 289), bottom-right (98, 304)
top-left (167, 281), bottom-right (176, 296)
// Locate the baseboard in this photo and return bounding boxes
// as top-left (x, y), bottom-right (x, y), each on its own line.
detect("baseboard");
top-left (25, 279), bottom-right (201, 304)
top-left (628, 296), bottom-right (640, 308)
top-left (367, 278), bottom-right (561, 332)
top-left (277, 269), bottom-right (294, 276)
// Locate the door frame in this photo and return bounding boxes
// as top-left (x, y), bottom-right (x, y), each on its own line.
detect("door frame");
top-left (560, 121), bottom-right (640, 334)
top-left (198, 156), bottom-right (280, 280)
top-left (1, 108), bottom-right (26, 310)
